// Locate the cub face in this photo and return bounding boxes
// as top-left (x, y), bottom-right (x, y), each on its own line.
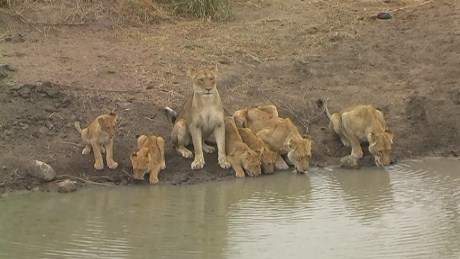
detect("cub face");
top-left (368, 131), bottom-right (394, 166)
top-left (130, 152), bottom-right (150, 180)
top-left (187, 65), bottom-right (218, 95)
top-left (286, 137), bottom-right (312, 173)
top-left (241, 148), bottom-right (262, 177)
top-left (98, 113), bottom-right (117, 139)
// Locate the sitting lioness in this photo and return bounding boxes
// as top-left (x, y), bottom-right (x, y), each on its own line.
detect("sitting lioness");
top-left (74, 112), bottom-right (118, 170)
top-left (238, 127), bottom-right (277, 174)
top-left (224, 116), bottom-right (261, 177)
top-left (164, 65), bottom-right (230, 170)
top-left (318, 99), bottom-right (394, 167)
top-left (233, 105), bottom-right (312, 173)
top-left (130, 135), bottom-right (166, 184)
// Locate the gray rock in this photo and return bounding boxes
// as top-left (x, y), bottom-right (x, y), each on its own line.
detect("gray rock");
top-left (25, 160), bottom-right (56, 181)
top-left (57, 179), bottom-right (78, 193)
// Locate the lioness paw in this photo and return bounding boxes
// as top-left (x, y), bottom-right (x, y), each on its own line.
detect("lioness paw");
top-left (178, 148), bottom-right (193, 159)
top-left (82, 146), bottom-right (91, 155)
top-left (202, 144), bottom-right (216, 154)
top-left (107, 161), bottom-right (118, 169)
top-left (149, 178), bottom-right (159, 185)
top-left (160, 161), bottom-right (166, 170)
top-left (191, 159), bottom-right (205, 170)
top-left (275, 161), bottom-right (290, 170)
top-left (94, 161), bottom-right (104, 170)
top-left (218, 157), bottom-right (231, 169)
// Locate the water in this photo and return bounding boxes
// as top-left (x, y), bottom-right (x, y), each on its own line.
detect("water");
top-left (0, 158), bottom-right (459, 259)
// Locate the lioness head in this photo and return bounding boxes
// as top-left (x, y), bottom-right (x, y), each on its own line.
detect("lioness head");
top-left (98, 112), bottom-right (117, 139)
top-left (187, 65), bottom-right (218, 95)
top-left (130, 151), bottom-right (150, 180)
top-left (286, 137), bottom-right (312, 173)
top-left (368, 131), bottom-right (394, 166)
top-left (260, 148), bottom-right (277, 174)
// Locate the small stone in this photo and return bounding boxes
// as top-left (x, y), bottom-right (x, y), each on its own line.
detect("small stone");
top-left (45, 88), bottom-right (59, 98)
top-left (57, 179), bottom-right (78, 193)
top-left (377, 12), bottom-right (392, 20)
top-left (38, 126), bottom-right (49, 134)
top-left (2, 166), bottom-right (7, 170)
top-left (25, 160), bottom-right (56, 181)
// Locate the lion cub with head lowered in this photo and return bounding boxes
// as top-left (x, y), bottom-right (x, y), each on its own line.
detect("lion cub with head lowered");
top-left (74, 112), bottom-right (118, 170)
top-left (130, 135), bottom-right (166, 184)
top-left (165, 65), bottom-right (230, 170)
top-left (225, 117), bottom-right (261, 177)
top-left (318, 99), bottom-right (394, 167)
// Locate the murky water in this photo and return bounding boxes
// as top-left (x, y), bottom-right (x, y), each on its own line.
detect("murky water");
top-left (1, 158), bottom-right (459, 259)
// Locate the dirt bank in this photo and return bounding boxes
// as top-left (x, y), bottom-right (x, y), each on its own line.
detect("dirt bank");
top-left (0, 0), bottom-right (459, 194)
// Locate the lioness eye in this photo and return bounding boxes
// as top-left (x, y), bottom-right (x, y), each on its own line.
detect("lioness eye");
top-left (199, 78), bottom-right (204, 81)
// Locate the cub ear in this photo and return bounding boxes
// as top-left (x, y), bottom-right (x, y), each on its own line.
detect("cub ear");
top-left (135, 134), bottom-right (141, 139)
top-left (210, 64), bottom-right (218, 73)
top-left (385, 130), bottom-right (394, 144)
top-left (98, 117), bottom-right (106, 126)
top-left (368, 132), bottom-right (377, 146)
top-left (187, 67), bottom-right (197, 78)
top-left (131, 152), bottom-right (137, 158)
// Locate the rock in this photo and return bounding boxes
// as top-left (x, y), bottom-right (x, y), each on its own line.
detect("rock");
top-left (25, 160), bottom-right (56, 181)
top-left (45, 88), bottom-right (59, 98)
top-left (38, 126), bottom-right (49, 134)
top-left (57, 179), bottom-right (78, 193)
top-left (377, 12), bottom-right (392, 20)
top-left (18, 84), bottom-right (33, 98)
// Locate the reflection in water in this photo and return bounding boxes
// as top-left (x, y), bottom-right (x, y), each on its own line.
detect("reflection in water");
top-left (0, 158), bottom-right (459, 259)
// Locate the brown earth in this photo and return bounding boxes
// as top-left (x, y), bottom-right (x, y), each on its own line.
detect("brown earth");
top-left (0, 0), bottom-right (459, 194)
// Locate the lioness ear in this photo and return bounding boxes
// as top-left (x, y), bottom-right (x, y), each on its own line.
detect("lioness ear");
top-left (187, 67), bottom-right (197, 78)
top-left (368, 132), bottom-right (378, 146)
top-left (98, 117), bottom-right (106, 126)
top-left (210, 64), bottom-right (218, 73)
top-left (135, 134), bottom-right (141, 139)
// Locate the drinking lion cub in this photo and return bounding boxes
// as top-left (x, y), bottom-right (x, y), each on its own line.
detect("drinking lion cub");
top-left (165, 65), bottom-right (230, 170)
top-left (74, 112), bottom-right (118, 170)
top-left (130, 135), bottom-right (166, 185)
top-left (318, 99), bottom-right (394, 168)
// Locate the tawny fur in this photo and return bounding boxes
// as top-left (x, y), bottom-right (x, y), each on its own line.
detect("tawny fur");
top-left (238, 127), bottom-right (277, 174)
top-left (233, 105), bottom-right (312, 173)
top-left (318, 99), bottom-right (394, 167)
top-left (165, 65), bottom-right (230, 170)
top-left (224, 116), bottom-right (261, 177)
top-left (74, 113), bottom-right (118, 170)
top-left (130, 135), bottom-right (166, 184)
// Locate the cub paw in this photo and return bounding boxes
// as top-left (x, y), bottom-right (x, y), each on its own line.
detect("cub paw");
top-left (160, 161), bottom-right (166, 170)
top-left (149, 178), bottom-right (159, 185)
top-left (340, 155), bottom-right (360, 169)
top-left (218, 157), bottom-right (231, 169)
top-left (179, 149), bottom-right (193, 159)
top-left (275, 161), bottom-right (289, 170)
top-left (82, 146), bottom-right (91, 155)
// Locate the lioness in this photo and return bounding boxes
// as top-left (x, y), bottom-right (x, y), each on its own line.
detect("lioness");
top-left (238, 127), bottom-right (277, 174)
top-left (130, 135), bottom-right (166, 184)
top-left (318, 99), bottom-right (394, 167)
top-left (224, 116), bottom-right (261, 177)
top-left (74, 112), bottom-right (118, 170)
top-left (164, 65), bottom-right (230, 170)
top-left (233, 105), bottom-right (312, 173)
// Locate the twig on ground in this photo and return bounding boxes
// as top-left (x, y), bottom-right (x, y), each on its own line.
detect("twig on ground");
top-left (56, 174), bottom-right (113, 186)
top-left (121, 169), bottom-right (133, 178)
top-left (392, 1), bottom-right (432, 12)
top-left (60, 141), bottom-right (83, 147)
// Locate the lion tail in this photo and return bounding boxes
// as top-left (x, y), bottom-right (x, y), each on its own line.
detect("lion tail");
top-left (164, 107), bottom-right (178, 124)
top-left (316, 98), bottom-right (332, 120)
top-left (74, 121), bottom-right (83, 133)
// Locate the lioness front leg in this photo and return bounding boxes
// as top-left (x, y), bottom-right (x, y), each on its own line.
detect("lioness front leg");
top-left (214, 122), bottom-right (231, 169)
top-left (190, 128), bottom-right (205, 169)
top-left (275, 154), bottom-right (289, 170)
top-left (91, 140), bottom-right (104, 170)
top-left (105, 139), bottom-right (118, 169)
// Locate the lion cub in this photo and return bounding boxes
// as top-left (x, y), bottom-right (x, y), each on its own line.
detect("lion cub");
top-left (74, 112), bottom-right (118, 170)
top-left (233, 105), bottom-right (312, 173)
top-left (224, 117), bottom-right (261, 177)
top-left (165, 65), bottom-right (230, 170)
top-left (318, 99), bottom-right (394, 167)
top-left (238, 128), bottom-right (277, 174)
top-left (130, 135), bottom-right (166, 185)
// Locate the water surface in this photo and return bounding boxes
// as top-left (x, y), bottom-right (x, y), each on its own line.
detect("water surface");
top-left (1, 158), bottom-right (459, 259)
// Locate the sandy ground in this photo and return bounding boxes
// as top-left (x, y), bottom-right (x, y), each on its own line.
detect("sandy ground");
top-left (0, 0), bottom-right (459, 193)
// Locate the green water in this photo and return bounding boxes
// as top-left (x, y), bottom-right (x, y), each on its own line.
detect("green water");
top-left (1, 158), bottom-right (459, 259)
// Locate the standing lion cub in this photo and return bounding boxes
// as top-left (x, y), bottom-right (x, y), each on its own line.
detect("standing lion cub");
top-left (74, 112), bottom-right (118, 170)
top-left (165, 65), bottom-right (230, 170)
